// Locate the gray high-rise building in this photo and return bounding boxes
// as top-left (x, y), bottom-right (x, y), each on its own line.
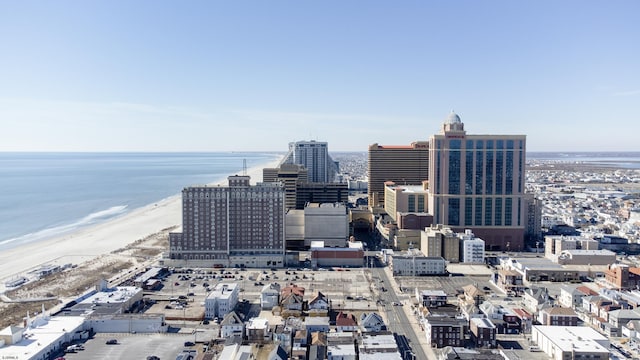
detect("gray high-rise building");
top-left (282, 140), bottom-right (337, 183)
top-left (169, 175), bottom-right (285, 267)
top-left (428, 111), bottom-right (527, 251)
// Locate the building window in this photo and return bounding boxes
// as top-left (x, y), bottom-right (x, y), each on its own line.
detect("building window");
top-left (485, 141), bottom-right (494, 195)
top-left (448, 198), bottom-right (460, 226)
top-left (465, 198), bottom-right (473, 226)
top-left (485, 198), bottom-right (492, 226)
top-left (408, 195), bottom-right (416, 212)
top-left (475, 198), bottom-right (483, 226)
top-left (417, 196), bottom-right (425, 212)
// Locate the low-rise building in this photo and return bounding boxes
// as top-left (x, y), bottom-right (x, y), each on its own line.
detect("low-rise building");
top-left (538, 307), bottom-right (579, 326)
top-left (205, 283), bottom-right (239, 319)
top-left (531, 325), bottom-right (609, 360)
top-left (0, 314), bottom-right (86, 360)
top-left (246, 318), bottom-right (270, 344)
top-left (460, 230), bottom-right (485, 264)
top-left (604, 263), bottom-right (640, 289)
top-left (470, 318), bottom-right (496, 348)
top-left (416, 290), bottom-right (447, 308)
top-left (358, 332), bottom-right (402, 357)
top-left (556, 249), bottom-right (616, 265)
top-left (390, 250), bottom-right (446, 276)
top-left (423, 316), bottom-right (467, 348)
top-left (304, 203), bottom-right (349, 248)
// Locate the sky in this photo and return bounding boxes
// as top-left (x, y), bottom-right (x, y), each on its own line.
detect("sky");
top-left (0, 1), bottom-right (638, 152)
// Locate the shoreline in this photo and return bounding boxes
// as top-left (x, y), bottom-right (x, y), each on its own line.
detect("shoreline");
top-left (0, 157), bottom-right (282, 288)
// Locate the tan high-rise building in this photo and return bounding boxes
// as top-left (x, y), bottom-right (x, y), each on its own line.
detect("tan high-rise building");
top-left (368, 141), bottom-right (429, 207)
top-left (263, 164), bottom-right (308, 210)
top-left (428, 111), bottom-right (527, 251)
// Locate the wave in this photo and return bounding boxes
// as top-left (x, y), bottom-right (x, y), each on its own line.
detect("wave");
top-left (0, 205), bottom-right (128, 249)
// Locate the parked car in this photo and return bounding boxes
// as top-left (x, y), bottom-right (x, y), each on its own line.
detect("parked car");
top-left (106, 339), bottom-right (118, 345)
top-left (184, 341), bottom-right (195, 347)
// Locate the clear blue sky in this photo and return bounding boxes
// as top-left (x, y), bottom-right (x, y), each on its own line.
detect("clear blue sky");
top-left (1, 1), bottom-right (638, 152)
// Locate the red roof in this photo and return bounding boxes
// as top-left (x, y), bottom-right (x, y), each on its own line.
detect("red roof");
top-left (281, 284), bottom-right (305, 297)
top-left (336, 312), bottom-right (357, 326)
top-left (576, 286), bottom-right (598, 296)
top-left (513, 308), bottom-right (532, 320)
top-left (377, 145), bottom-right (414, 149)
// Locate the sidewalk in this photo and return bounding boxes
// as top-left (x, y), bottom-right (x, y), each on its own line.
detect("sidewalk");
top-left (380, 265), bottom-right (437, 359)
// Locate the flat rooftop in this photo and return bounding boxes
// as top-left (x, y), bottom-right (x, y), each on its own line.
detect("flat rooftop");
top-left (533, 325), bottom-right (609, 353)
top-left (0, 316), bottom-right (85, 359)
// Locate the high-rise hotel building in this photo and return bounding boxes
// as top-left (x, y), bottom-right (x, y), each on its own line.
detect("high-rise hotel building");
top-left (428, 112), bottom-right (526, 250)
top-left (368, 141), bottom-right (429, 207)
top-left (169, 175), bottom-right (285, 267)
top-left (282, 140), bottom-right (337, 183)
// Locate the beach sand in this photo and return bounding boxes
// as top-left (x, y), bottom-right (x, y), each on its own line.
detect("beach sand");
top-left (0, 158), bottom-right (282, 286)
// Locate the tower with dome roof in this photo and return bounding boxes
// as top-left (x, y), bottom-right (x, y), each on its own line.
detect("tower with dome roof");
top-left (428, 111), bottom-right (527, 251)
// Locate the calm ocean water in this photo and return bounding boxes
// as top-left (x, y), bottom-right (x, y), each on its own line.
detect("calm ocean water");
top-left (0, 152), bottom-right (281, 250)
top-left (527, 152), bottom-right (640, 169)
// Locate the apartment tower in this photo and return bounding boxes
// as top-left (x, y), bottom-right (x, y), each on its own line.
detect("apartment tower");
top-left (428, 112), bottom-right (526, 250)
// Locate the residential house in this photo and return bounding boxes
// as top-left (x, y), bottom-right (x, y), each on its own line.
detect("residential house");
top-left (292, 329), bottom-right (308, 360)
top-left (308, 292), bottom-right (330, 316)
top-left (261, 283), bottom-right (281, 310)
top-left (360, 313), bottom-right (385, 332)
top-left (522, 286), bottom-right (551, 314)
top-left (273, 325), bottom-right (293, 355)
top-left (622, 320), bottom-right (640, 341)
top-left (557, 285), bottom-right (580, 309)
top-left (512, 308), bottom-right (533, 334)
top-left (335, 312), bottom-right (358, 332)
top-left (281, 293), bottom-right (304, 314)
top-left (496, 269), bottom-right (524, 296)
top-left (608, 309), bottom-right (640, 335)
top-left (309, 332), bottom-right (327, 360)
top-left (268, 344), bottom-right (289, 360)
top-left (461, 284), bottom-right (485, 305)
top-left (305, 317), bottom-right (330, 334)
top-left (246, 317), bottom-right (270, 344)
top-left (327, 331), bottom-right (356, 359)
top-left (220, 311), bottom-right (244, 339)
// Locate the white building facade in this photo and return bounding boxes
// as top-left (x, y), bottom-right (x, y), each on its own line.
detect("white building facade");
top-left (205, 283), bottom-right (239, 319)
top-left (461, 230), bottom-right (485, 263)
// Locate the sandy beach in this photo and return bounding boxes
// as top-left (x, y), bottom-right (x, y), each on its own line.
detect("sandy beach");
top-left (0, 158), bottom-right (282, 285)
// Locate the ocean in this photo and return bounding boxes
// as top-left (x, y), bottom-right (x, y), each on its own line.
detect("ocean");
top-left (527, 152), bottom-right (640, 169)
top-left (0, 152), bottom-right (281, 250)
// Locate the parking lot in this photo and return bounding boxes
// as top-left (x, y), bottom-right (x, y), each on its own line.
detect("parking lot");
top-left (61, 333), bottom-right (199, 360)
